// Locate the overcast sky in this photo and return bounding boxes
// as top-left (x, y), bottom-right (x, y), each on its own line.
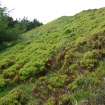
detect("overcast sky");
top-left (1, 0), bottom-right (105, 23)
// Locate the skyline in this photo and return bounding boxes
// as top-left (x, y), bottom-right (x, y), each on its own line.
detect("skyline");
top-left (1, 0), bottom-right (105, 23)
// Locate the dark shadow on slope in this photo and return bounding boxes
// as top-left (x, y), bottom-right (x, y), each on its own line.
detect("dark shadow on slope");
top-left (0, 41), bottom-right (19, 53)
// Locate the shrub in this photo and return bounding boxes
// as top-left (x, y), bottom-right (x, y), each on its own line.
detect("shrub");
top-left (61, 51), bottom-right (79, 72)
top-left (59, 94), bottom-right (74, 105)
top-left (0, 59), bottom-right (15, 71)
top-left (0, 88), bottom-right (29, 105)
top-left (0, 6), bottom-right (42, 45)
top-left (0, 76), bottom-right (6, 92)
top-left (48, 74), bottom-right (67, 88)
top-left (19, 66), bottom-right (36, 80)
top-left (86, 83), bottom-right (105, 105)
top-left (44, 98), bottom-right (55, 105)
top-left (68, 74), bottom-right (100, 91)
top-left (80, 51), bottom-right (98, 70)
top-left (64, 29), bottom-right (72, 34)
top-left (19, 63), bottom-right (45, 80)
top-left (69, 64), bottom-right (79, 74)
top-left (3, 68), bottom-right (17, 80)
top-left (88, 31), bottom-right (105, 49)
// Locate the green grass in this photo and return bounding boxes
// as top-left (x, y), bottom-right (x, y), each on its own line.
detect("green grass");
top-left (1, 7), bottom-right (105, 104)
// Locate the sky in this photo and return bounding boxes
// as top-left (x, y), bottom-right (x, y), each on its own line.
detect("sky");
top-left (1, 0), bottom-right (105, 23)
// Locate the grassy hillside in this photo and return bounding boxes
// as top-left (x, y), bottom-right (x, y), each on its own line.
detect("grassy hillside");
top-left (1, 7), bottom-right (105, 105)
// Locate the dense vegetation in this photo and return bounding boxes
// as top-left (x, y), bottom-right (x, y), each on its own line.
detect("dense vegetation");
top-left (0, 6), bottom-right (42, 44)
top-left (1, 7), bottom-right (105, 105)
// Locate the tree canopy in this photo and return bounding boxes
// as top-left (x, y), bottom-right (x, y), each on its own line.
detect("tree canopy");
top-left (0, 6), bottom-right (42, 44)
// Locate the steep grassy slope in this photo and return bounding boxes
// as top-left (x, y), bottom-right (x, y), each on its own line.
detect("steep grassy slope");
top-left (1, 8), bottom-right (105, 105)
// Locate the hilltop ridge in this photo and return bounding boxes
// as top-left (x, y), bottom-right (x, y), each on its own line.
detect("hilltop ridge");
top-left (1, 7), bottom-right (105, 105)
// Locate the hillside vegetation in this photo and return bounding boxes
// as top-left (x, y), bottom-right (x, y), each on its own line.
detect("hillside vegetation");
top-left (0, 6), bottom-right (42, 46)
top-left (1, 7), bottom-right (105, 105)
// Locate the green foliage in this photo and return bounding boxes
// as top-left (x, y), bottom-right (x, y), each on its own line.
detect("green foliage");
top-left (69, 64), bottom-right (79, 74)
top-left (0, 76), bottom-right (6, 92)
top-left (0, 88), bottom-right (29, 105)
top-left (3, 69), bottom-right (16, 79)
top-left (19, 66), bottom-right (36, 80)
top-left (68, 73), bottom-right (100, 91)
top-left (83, 83), bottom-right (105, 105)
top-left (44, 98), bottom-right (55, 105)
top-left (1, 7), bottom-right (105, 105)
top-left (0, 6), bottom-right (42, 44)
top-left (19, 17), bottom-right (43, 31)
top-left (59, 94), bottom-right (74, 105)
top-left (0, 7), bottom-right (19, 43)
top-left (80, 51), bottom-right (98, 70)
top-left (47, 74), bottom-right (67, 88)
